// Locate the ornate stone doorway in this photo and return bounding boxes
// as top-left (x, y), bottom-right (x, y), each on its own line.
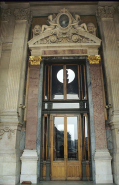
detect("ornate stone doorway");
top-left (20, 8), bottom-right (112, 184)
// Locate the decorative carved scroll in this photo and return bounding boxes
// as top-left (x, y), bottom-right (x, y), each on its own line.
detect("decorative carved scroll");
top-left (29, 56), bottom-right (42, 65)
top-left (88, 55), bottom-right (101, 64)
top-left (0, 127), bottom-right (16, 140)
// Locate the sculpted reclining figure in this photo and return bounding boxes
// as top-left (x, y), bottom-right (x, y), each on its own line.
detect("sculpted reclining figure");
top-left (42, 14), bottom-right (57, 32)
top-left (72, 14), bottom-right (88, 32)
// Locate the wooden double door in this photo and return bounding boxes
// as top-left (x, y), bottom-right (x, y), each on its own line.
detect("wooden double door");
top-left (50, 114), bottom-right (83, 180)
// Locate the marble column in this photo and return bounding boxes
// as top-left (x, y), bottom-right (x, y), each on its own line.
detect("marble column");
top-left (96, 6), bottom-right (119, 184)
top-left (20, 56), bottom-right (42, 184)
top-left (88, 55), bottom-right (113, 183)
top-left (0, 7), bottom-right (31, 185)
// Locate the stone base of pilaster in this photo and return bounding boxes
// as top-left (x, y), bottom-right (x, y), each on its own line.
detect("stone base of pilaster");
top-left (0, 149), bottom-right (21, 185)
top-left (112, 152), bottom-right (119, 185)
top-left (0, 122), bottom-right (22, 185)
top-left (20, 150), bottom-right (38, 184)
top-left (94, 149), bottom-right (113, 184)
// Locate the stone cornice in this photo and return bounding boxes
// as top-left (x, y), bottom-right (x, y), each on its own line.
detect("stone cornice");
top-left (96, 6), bottom-right (115, 19)
top-left (1, 8), bottom-right (11, 22)
top-left (14, 8), bottom-right (32, 23)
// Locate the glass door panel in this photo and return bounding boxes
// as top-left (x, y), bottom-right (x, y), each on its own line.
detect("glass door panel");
top-left (52, 65), bottom-right (64, 99)
top-left (66, 65), bottom-right (79, 99)
top-left (53, 117), bottom-right (64, 160)
top-left (67, 117), bottom-right (78, 160)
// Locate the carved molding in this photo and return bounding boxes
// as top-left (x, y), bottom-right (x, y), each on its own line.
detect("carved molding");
top-left (96, 6), bottom-right (115, 19)
top-left (88, 55), bottom-right (101, 64)
top-left (1, 9), bottom-right (11, 22)
top-left (0, 127), bottom-right (16, 140)
top-left (14, 8), bottom-right (32, 22)
top-left (29, 56), bottom-right (42, 65)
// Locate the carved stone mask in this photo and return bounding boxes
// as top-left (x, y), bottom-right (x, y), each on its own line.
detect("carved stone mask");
top-left (33, 25), bottom-right (41, 36)
top-left (87, 23), bottom-right (95, 34)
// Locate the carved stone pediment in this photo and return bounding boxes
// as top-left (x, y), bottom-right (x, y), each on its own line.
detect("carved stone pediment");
top-left (28, 9), bottom-right (101, 56)
top-left (28, 8), bottom-right (101, 46)
top-left (33, 32), bottom-right (97, 45)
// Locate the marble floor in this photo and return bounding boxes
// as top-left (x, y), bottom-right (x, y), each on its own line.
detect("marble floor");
top-left (18, 181), bottom-right (115, 185)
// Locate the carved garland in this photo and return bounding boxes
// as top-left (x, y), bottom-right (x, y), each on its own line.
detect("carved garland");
top-left (0, 127), bottom-right (16, 140)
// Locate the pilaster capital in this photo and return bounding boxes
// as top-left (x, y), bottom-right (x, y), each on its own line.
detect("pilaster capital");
top-left (87, 55), bottom-right (101, 64)
top-left (1, 8), bottom-right (11, 22)
top-left (14, 8), bottom-right (32, 23)
top-left (29, 56), bottom-right (42, 65)
top-left (96, 6), bottom-right (115, 20)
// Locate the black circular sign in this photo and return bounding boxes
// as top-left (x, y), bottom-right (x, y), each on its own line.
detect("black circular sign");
top-left (59, 14), bottom-right (69, 28)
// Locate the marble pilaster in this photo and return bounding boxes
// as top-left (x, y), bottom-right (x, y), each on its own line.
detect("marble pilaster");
top-left (88, 55), bottom-right (113, 183)
top-left (86, 60), bottom-right (96, 182)
top-left (25, 64), bottom-right (40, 149)
top-left (96, 5), bottom-right (119, 184)
top-left (20, 57), bottom-right (41, 184)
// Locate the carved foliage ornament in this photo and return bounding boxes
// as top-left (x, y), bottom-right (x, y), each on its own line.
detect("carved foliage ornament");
top-left (37, 34), bottom-right (95, 45)
top-left (88, 55), bottom-right (101, 64)
top-left (14, 8), bottom-right (32, 22)
top-left (96, 6), bottom-right (115, 19)
top-left (1, 9), bottom-right (11, 22)
top-left (29, 56), bottom-right (42, 65)
top-left (0, 127), bottom-right (16, 140)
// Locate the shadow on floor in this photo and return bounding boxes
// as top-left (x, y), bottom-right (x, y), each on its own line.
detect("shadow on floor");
top-left (18, 181), bottom-right (115, 185)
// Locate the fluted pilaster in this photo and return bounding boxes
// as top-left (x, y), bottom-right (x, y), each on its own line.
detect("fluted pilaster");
top-left (1, 8), bottom-right (11, 44)
top-left (96, 5), bottom-right (119, 115)
top-left (2, 8), bottom-right (32, 120)
top-left (96, 5), bottom-right (119, 184)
